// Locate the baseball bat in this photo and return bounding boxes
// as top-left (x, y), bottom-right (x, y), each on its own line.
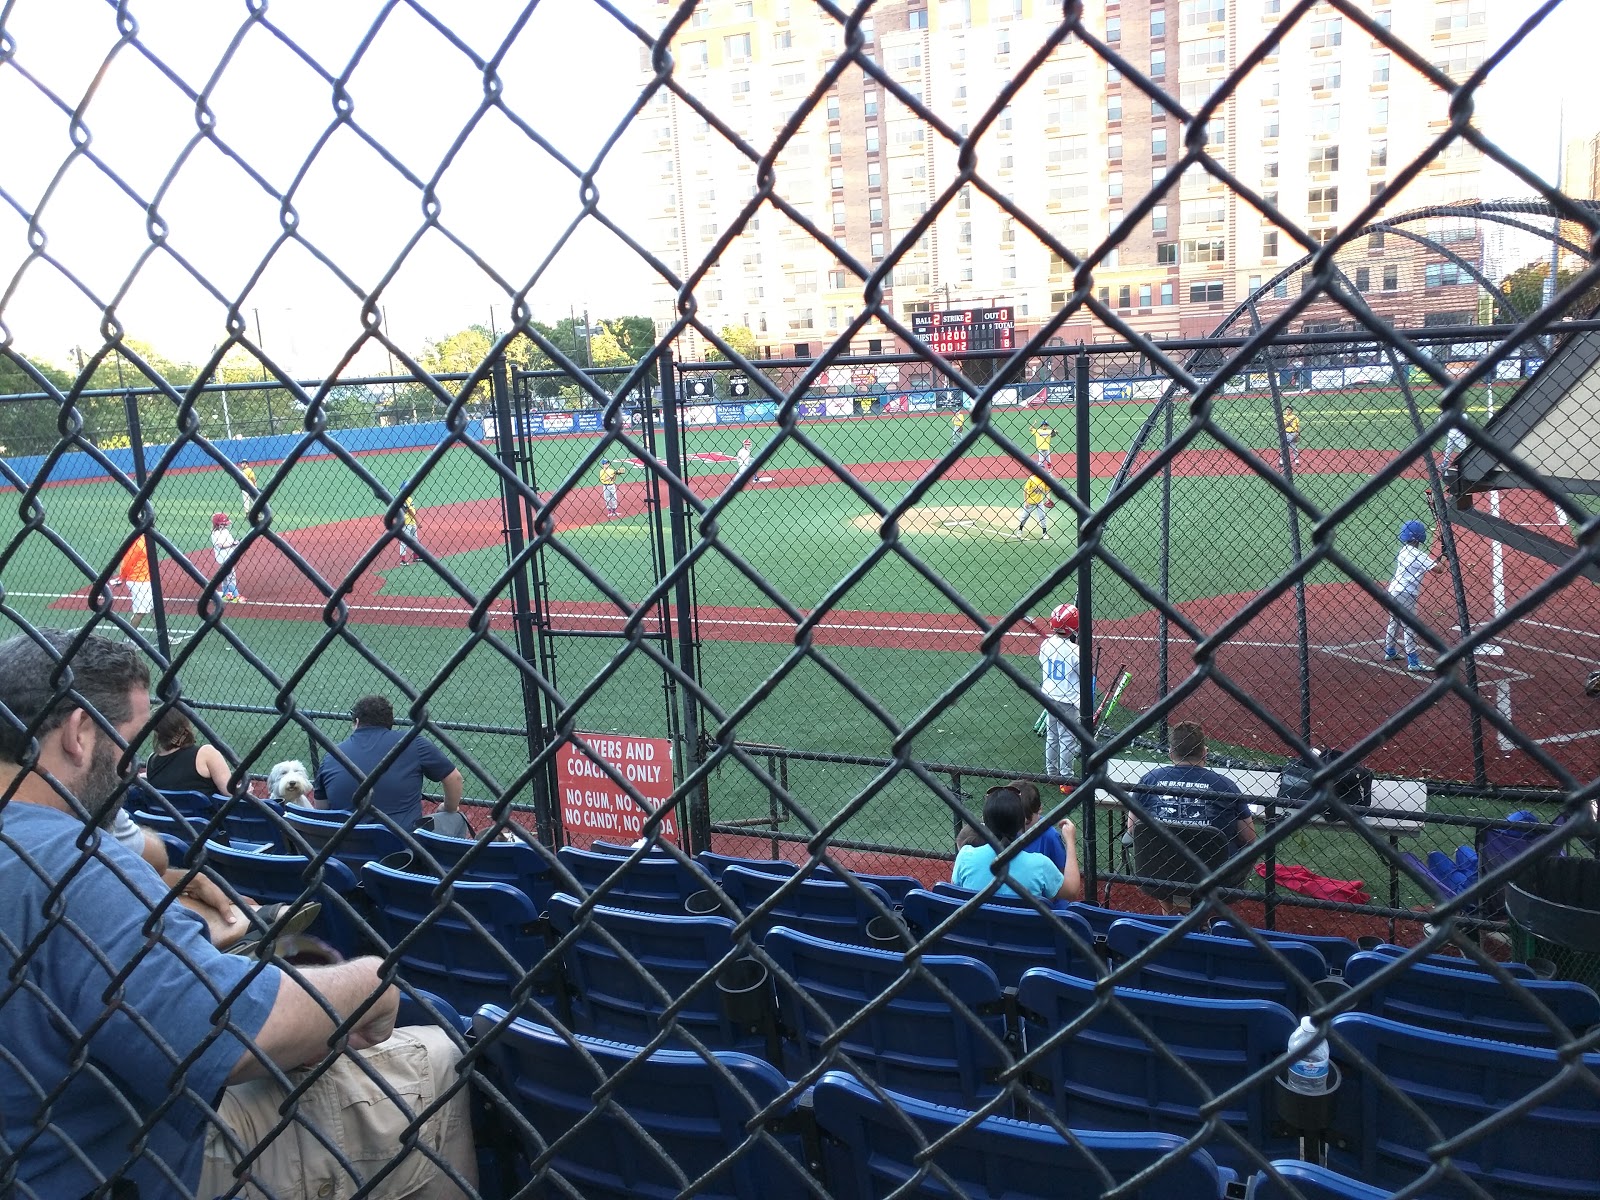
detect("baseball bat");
top-left (1092, 665), bottom-right (1130, 730)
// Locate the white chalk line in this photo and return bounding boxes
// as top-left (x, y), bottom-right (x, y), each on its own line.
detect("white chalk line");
top-left (1535, 728), bottom-right (1600, 746)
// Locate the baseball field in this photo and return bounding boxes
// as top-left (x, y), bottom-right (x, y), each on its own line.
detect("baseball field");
top-left (3, 381), bottom-right (1592, 919)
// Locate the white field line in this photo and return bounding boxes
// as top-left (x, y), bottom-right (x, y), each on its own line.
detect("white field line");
top-left (1523, 619), bottom-right (1600, 642)
top-left (1535, 728), bottom-right (1600, 746)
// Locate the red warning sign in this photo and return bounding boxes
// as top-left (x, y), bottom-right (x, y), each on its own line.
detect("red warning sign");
top-left (556, 732), bottom-right (678, 848)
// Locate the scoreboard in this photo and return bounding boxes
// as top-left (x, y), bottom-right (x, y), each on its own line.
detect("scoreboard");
top-left (911, 306), bottom-right (1015, 354)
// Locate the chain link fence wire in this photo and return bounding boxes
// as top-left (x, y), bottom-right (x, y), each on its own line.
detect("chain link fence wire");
top-left (4, 1), bottom-right (1600, 1198)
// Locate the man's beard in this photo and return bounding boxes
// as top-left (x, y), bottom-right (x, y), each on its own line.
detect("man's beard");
top-left (79, 737), bottom-right (126, 828)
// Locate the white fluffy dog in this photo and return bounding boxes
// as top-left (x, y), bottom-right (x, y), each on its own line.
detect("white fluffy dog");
top-left (268, 759), bottom-right (313, 806)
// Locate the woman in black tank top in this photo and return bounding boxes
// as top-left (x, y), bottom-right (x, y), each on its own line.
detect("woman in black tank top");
top-left (145, 708), bottom-right (232, 796)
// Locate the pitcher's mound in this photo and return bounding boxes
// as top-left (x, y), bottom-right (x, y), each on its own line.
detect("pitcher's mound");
top-left (850, 505), bottom-right (1018, 538)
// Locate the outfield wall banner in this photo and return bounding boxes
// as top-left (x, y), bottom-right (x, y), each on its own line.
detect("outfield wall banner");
top-left (796, 400), bottom-right (828, 418)
top-left (684, 405), bottom-right (718, 426)
top-left (908, 391), bottom-right (940, 411)
top-left (825, 398), bottom-right (855, 417)
top-left (556, 732), bottom-right (678, 845)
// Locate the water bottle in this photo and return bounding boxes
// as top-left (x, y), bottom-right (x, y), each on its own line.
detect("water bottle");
top-left (1285, 1016), bottom-right (1329, 1095)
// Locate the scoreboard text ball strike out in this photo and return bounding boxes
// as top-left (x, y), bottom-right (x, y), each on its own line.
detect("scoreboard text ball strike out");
top-left (912, 306), bottom-right (1017, 354)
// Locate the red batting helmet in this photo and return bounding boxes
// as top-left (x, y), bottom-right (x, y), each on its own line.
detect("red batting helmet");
top-left (212, 512), bottom-right (231, 529)
top-left (1049, 603), bottom-right (1079, 635)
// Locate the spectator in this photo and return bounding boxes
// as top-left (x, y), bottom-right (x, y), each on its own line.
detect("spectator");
top-left (314, 694), bottom-right (464, 830)
top-left (1128, 720), bottom-right (1257, 914)
top-left (144, 706), bottom-right (232, 796)
top-left (1016, 779), bottom-right (1069, 873)
top-left (0, 631), bottom-right (476, 1198)
top-left (952, 784), bottom-right (1081, 901)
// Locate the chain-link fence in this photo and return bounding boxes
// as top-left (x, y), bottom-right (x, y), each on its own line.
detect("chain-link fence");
top-left (5, 1), bottom-right (1600, 1198)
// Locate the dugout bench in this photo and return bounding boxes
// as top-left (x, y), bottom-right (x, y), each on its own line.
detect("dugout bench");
top-left (1096, 759), bottom-right (1427, 939)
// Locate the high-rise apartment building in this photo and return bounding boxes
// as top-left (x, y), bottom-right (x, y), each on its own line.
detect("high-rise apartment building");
top-left (631, 0), bottom-right (1513, 356)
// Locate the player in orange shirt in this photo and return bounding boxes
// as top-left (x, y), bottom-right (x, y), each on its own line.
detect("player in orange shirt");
top-left (111, 538), bottom-right (154, 630)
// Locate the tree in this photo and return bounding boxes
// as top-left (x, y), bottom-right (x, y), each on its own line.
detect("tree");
top-left (1496, 259), bottom-right (1600, 320)
top-left (702, 324), bottom-right (757, 361)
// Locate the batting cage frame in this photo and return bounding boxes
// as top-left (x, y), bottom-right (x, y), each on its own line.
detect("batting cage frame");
top-left (4, 2), bottom-right (1600, 1200)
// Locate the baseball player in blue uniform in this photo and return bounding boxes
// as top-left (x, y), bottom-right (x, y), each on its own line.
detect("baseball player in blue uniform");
top-left (1384, 519), bottom-right (1445, 672)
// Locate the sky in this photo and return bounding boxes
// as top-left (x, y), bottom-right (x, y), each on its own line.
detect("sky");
top-left (0, 0), bottom-right (1593, 380)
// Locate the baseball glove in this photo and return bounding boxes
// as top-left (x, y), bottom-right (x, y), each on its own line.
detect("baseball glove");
top-left (1043, 499), bottom-right (1055, 509)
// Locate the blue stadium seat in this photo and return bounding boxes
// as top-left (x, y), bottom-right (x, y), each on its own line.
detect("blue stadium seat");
top-left (1327, 1012), bottom-right (1600, 1200)
top-left (718, 864), bottom-right (893, 943)
top-left (1208, 919), bottom-right (1360, 973)
top-left (555, 845), bottom-right (714, 915)
top-left (278, 806), bottom-right (405, 871)
top-left (1250, 1162), bottom-right (1393, 1199)
top-left (472, 1008), bottom-right (814, 1199)
top-left (412, 827), bottom-right (557, 910)
top-left (214, 793), bottom-right (287, 848)
top-left (1342, 951), bottom-right (1599, 1047)
top-left (1067, 901), bottom-right (1190, 940)
top-left (812, 1070), bottom-right (1238, 1200)
top-left (901, 888), bottom-right (1101, 988)
top-left (360, 860), bottom-right (554, 1016)
top-left (130, 807), bottom-right (208, 846)
top-left (197, 839), bottom-right (364, 957)
top-left (700, 853), bottom-right (921, 902)
top-left (1107, 919), bottom-right (1329, 1014)
top-left (763, 925), bottom-right (1008, 1108)
top-left (395, 987), bottom-right (471, 1036)
top-left (546, 892), bottom-right (764, 1054)
top-left (1355, 939), bottom-right (1536, 979)
top-left (141, 786), bottom-right (223, 818)
top-left (1016, 967), bottom-right (1298, 1173)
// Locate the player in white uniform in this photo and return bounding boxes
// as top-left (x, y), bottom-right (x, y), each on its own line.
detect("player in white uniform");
top-left (1039, 604), bottom-right (1081, 788)
top-left (1437, 426), bottom-right (1469, 476)
top-left (1384, 520), bottom-right (1442, 672)
top-left (209, 513), bottom-right (242, 602)
top-left (735, 438), bottom-right (753, 473)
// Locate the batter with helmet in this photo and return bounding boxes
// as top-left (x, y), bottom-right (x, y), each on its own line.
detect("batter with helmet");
top-left (209, 513), bottom-right (243, 603)
top-left (1384, 519), bottom-right (1445, 672)
top-left (1040, 603), bottom-right (1081, 788)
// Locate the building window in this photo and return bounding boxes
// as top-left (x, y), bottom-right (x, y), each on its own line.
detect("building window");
top-left (1150, 48), bottom-right (1166, 79)
top-left (699, 223), bottom-right (718, 239)
top-left (1179, 0), bottom-right (1227, 26)
top-left (865, 126), bottom-right (880, 153)
top-left (1425, 261), bottom-right (1472, 288)
top-left (1370, 140), bottom-right (1388, 169)
top-left (773, 29), bottom-right (792, 50)
top-left (1107, 95), bottom-right (1122, 122)
top-left (828, 130), bottom-right (842, 156)
top-left (683, 40), bottom-right (709, 68)
top-left (724, 32), bottom-right (751, 62)
top-left (731, 77), bottom-right (750, 100)
top-left (1372, 53), bottom-right (1390, 83)
top-left (1309, 104), bottom-right (1341, 135)
top-left (958, 185), bottom-right (971, 213)
top-left (1151, 127), bottom-right (1168, 158)
top-left (826, 95), bottom-right (840, 121)
top-left (1308, 185), bottom-right (1338, 215)
top-left (1371, 97), bottom-right (1389, 127)
top-left (1435, 0), bottom-right (1486, 33)
top-left (1264, 189), bottom-right (1279, 209)
top-left (1107, 62), bottom-right (1121, 84)
top-left (1355, 266), bottom-right (1371, 292)
top-left (1106, 15), bottom-right (1120, 42)
top-left (1150, 8), bottom-right (1166, 37)
top-left (1190, 281), bottom-right (1225, 303)
top-left (1098, 286), bottom-right (1110, 304)
top-left (1205, 119), bottom-right (1225, 148)
top-left (1310, 61), bottom-right (1341, 91)
top-left (961, 265), bottom-right (974, 281)
top-left (1152, 205), bottom-right (1168, 234)
top-left (1370, 180), bottom-right (1385, 204)
top-left (864, 90), bottom-right (879, 119)
top-left (869, 197), bottom-right (883, 224)
top-left (870, 232), bottom-right (885, 259)
top-left (1310, 226), bottom-right (1338, 246)
top-left (1160, 282), bottom-right (1174, 304)
top-left (828, 268), bottom-right (848, 289)
top-left (691, 7), bottom-right (710, 25)
top-left (1248, 275), bottom-right (1262, 294)
top-left (1139, 284), bottom-right (1153, 307)
top-left (1108, 171), bottom-right (1123, 200)
top-left (830, 166), bottom-right (844, 190)
top-left (733, 0), bottom-right (753, 15)
top-left (867, 161), bottom-right (881, 188)
top-left (1382, 264), bottom-right (1399, 290)
top-left (1001, 218), bottom-right (1015, 244)
top-left (1183, 238), bottom-right (1226, 263)
top-left (909, 6), bottom-right (928, 28)
top-left (1263, 112), bottom-right (1280, 139)
top-left (1263, 230), bottom-right (1279, 258)
top-left (1308, 17), bottom-right (1342, 48)
top-left (1118, 285), bottom-right (1132, 309)
top-left (1157, 241), bottom-right (1177, 264)
top-left (996, 27), bottom-right (1011, 54)
top-left (959, 221), bottom-right (972, 245)
top-left (1308, 145), bottom-right (1339, 173)
top-left (1183, 37), bottom-right (1227, 68)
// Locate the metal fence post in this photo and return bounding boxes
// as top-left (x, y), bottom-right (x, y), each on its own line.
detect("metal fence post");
top-left (123, 390), bottom-right (171, 665)
top-left (656, 346), bottom-right (710, 853)
top-left (1075, 347), bottom-right (1097, 901)
top-left (491, 357), bottom-right (558, 846)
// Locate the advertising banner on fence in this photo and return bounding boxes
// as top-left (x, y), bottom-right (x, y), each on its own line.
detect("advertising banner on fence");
top-left (825, 398), bottom-right (855, 417)
top-left (796, 400), bottom-right (828, 418)
top-left (908, 391), bottom-right (940, 411)
top-left (557, 732), bottom-right (678, 846)
top-left (685, 405), bottom-right (718, 426)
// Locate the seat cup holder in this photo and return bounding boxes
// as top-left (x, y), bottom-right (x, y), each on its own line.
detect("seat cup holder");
top-left (866, 914), bottom-right (910, 950)
top-left (1357, 935), bottom-right (1384, 952)
top-left (716, 956), bottom-right (771, 1027)
top-left (378, 851), bottom-right (414, 873)
top-left (685, 889), bottom-right (721, 916)
top-left (1526, 956), bottom-right (1557, 980)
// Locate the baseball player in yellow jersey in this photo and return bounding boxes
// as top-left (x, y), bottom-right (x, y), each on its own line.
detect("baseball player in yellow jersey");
top-left (1029, 420), bottom-right (1054, 469)
top-left (599, 458), bottom-right (627, 517)
top-left (1017, 474), bottom-right (1051, 541)
top-left (951, 409), bottom-right (965, 448)
top-left (397, 493), bottom-right (422, 564)
top-left (239, 460), bottom-right (258, 510)
top-left (1281, 406), bottom-right (1301, 467)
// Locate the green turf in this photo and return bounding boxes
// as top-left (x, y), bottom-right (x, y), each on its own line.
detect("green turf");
top-left (0, 382), bottom-right (1503, 904)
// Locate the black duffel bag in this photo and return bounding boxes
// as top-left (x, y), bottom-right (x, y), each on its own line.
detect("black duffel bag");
top-left (1278, 749), bottom-right (1373, 815)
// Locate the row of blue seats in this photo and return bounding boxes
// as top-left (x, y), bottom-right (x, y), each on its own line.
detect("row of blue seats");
top-left (177, 813), bottom-right (1600, 1054)
top-left (450, 996), bottom-right (1594, 1200)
